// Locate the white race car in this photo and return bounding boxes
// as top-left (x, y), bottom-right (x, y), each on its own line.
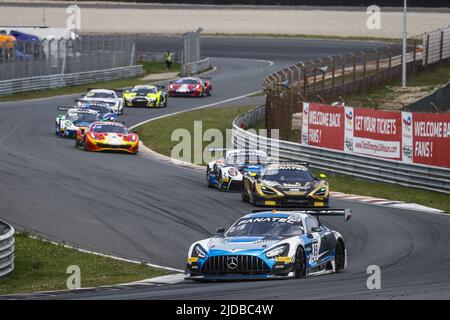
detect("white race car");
top-left (55, 108), bottom-right (100, 138)
top-left (206, 149), bottom-right (270, 191)
top-left (78, 89), bottom-right (124, 115)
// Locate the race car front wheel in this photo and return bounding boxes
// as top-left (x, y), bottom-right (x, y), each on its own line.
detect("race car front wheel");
top-left (294, 247), bottom-right (307, 278)
top-left (334, 240), bottom-right (345, 272)
top-left (206, 168), bottom-right (213, 188)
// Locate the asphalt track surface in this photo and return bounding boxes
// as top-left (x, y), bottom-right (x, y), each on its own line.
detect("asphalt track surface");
top-left (1, 37), bottom-right (450, 299)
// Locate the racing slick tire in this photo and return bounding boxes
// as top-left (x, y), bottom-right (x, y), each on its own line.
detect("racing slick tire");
top-left (334, 240), bottom-right (345, 272)
top-left (248, 187), bottom-right (256, 206)
top-left (206, 168), bottom-right (214, 188)
top-left (294, 247), bottom-right (307, 278)
top-left (75, 138), bottom-right (81, 148)
top-left (241, 189), bottom-right (247, 201)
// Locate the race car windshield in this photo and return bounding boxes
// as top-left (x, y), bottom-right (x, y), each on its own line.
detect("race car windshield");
top-left (226, 217), bottom-right (304, 237)
top-left (86, 92), bottom-right (116, 99)
top-left (84, 105), bottom-right (111, 114)
top-left (261, 168), bottom-right (315, 182)
top-left (92, 125), bottom-right (128, 134)
top-left (68, 113), bottom-right (98, 122)
top-left (225, 155), bottom-right (270, 165)
top-left (175, 79), bottom-right (199, 85)
top-left (132, 88), bottom-right (157, 94)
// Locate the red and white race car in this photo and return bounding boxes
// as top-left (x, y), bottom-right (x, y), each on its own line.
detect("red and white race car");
top-left (167, 77), bottom-right (212, 97)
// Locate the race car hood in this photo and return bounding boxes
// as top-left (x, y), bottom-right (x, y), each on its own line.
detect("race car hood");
top-left (261, 180), bottom-right (317, 195)
top-left (205, 236), bottom-right (283, 254)
top-left (169, 83), bottom-right (198, 93)
top-left (124, 92), bottom-right (158, 99)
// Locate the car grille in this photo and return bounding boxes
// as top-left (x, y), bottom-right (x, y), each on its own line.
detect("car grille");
top-left (171, 91), bottom-right (195, 96)
top-left (96, 143), bottom-right (130, 149)
top-left (132, 99), bottom-right (151, 107)
top-left (202, 255), bottom-right (270, 275)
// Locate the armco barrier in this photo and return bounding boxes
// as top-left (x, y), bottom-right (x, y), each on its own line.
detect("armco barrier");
top-left (0, 65), bottom-right (144, 96)
top-left (182, 57), bottom-right (211, 76)
top-left (232, 106), bottom-right (450, 193)
top-left (0, 220), bottom-right (15, 278)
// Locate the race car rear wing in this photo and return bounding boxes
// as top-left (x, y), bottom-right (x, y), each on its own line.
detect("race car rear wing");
top-left (57, 106), bottom-right (74, 111)
top-left (252, 208), bottom-right (352, 221)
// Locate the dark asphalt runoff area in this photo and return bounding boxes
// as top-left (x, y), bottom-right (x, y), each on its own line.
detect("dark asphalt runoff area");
top-left (1, 37), bottom-right (449, 299)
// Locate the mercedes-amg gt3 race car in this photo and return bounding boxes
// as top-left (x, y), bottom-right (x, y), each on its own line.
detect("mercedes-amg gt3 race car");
top-left (75, 121), bottom-right (139, 154)
top-left (206, 149), bottom-right (270, 191)
top-left (168, 77), bottom-right (212, 97)
top-left (242, 163), bottom-right (329, 208)
top-left (123, 85), bottom-right (167, 108)
top-left (185, 209), bottom-right (351, 281)
top-left (55, 108), bottom-right (100, 138)
top-left (78, 89), bottom-right (124, 114)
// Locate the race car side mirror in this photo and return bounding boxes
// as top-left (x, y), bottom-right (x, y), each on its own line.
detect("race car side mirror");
top-left (216, 227), bottom-right (225, 235)
top-left (319, 173), bottom-right (327, 179)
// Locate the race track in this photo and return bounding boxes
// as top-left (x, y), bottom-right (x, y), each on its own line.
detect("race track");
top-left (1, 37), bottom-right (449, 299)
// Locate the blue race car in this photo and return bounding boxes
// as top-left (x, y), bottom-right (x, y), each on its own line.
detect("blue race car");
top-left (78, 102), bottom-right (117, 121)
top-left (185, 209), bottom-right (351, 281)
top-left (206, 149), bottom-right (270, 191)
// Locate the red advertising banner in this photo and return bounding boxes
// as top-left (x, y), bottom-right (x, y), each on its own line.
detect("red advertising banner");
top-left (412, 113), bottom-right (450, 168)
top-left (302, 103), bottom-right (450, 168)
top-left (352, 108), bottom-right (402, 160)
top-left (303, 103), bottom-right (344, 150)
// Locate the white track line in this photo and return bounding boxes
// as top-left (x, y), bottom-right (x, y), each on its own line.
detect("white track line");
top-left (130, 89), bottom-right (263, 130)
top-left (28, 235), bottom-right (184, 273)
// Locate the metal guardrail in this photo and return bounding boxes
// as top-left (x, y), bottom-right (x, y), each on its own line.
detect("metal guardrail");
top-left (0, 220), bottom-right (15, 278)
top-left (182, 57), bottom-right (211, 76)
top-left (0, 65), bottom-right (144, 96)
top-left (232, 105), bottom-right (450, 194)
top-left (136, 51), bottom-right (182, 64)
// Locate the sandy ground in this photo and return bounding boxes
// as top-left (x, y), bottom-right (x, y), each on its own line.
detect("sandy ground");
top-left (0, 2), bottom-right (449, 38)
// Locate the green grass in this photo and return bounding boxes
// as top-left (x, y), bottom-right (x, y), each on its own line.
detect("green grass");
top-left (312, 170), bottom-right (450, 213)
top-left (0, 61), bottom-right (179, 102)
top-left (0, 233), bottom-right (169, 295)
top-left (137, 105), bottom-right (256, 166)
top-left (137, 104), bottom-right (449, 213)
top-left (140, 61), bottom-right (181, 75)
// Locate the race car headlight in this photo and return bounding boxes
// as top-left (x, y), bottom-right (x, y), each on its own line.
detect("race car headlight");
top-left (314, 187), bottom-right (327, 196)
top-left (192, 245), bottom-right (207, 259)
top-left (228, 168), bottom-right (239, 177)
top-left (265, 244), bottom-right (289, 258)
top-left (261, 186), bottom-right (277, 195)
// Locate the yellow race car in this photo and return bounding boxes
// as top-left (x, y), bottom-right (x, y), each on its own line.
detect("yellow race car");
top-left (123, 85), bottom-right (167, 108)
top-left (242, 162), bottom-right (329, 208)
